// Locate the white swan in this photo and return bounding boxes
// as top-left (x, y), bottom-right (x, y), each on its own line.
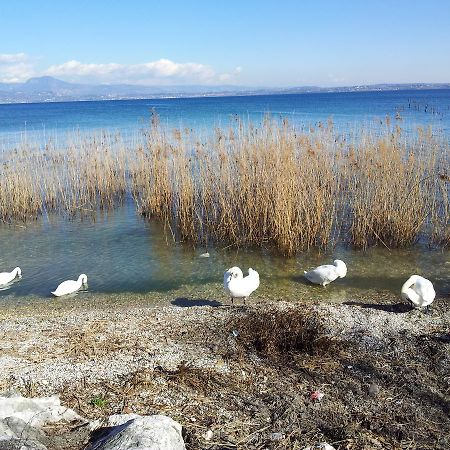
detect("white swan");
top-left (401, 275), bottom-right (435, 309)
top-left (304, 259), bottom-right (347, 286)
top-left (224, 267), bottom-right (260, 304)
top-left (51, 274), bottom-right (88, 297)
top-left (0, 267), bottom-right (22, 286)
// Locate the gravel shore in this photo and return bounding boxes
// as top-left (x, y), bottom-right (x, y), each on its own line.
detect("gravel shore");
top-left (0, 293), bottom-right (449, 449)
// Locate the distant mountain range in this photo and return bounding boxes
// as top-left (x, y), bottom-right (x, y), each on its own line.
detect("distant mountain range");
top-left (0, 76), bottom-right (449, 104)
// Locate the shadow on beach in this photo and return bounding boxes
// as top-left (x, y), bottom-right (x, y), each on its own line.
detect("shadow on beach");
top-left (343, 300), bottom-right (411, 313)
top-left (171, 297), bottom-right (222, 308)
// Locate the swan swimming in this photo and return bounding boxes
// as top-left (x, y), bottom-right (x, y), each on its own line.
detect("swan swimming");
top-left (224, 267), bottom-right (260, 304)
top-left (0, 267), bottom-right (22, 286)
top-left (51, 274), bottom-right (88, 297)
top-left (401, 275), bottom-right (435, 309)
top-left (304, 260), bottom-right (347, 286)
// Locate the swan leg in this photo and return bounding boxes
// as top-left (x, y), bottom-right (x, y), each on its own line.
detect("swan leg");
top-left (425, 305), bottom-right (432, 315)
top-left (230, 297), bottom-right (234, 305)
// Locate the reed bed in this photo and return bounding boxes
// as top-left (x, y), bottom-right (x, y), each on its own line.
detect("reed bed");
top-left (132, 119), bottom-right (449, 253)
top-left (1, 119), bottom-right (449, 253)
top-left (0, 132), bottom-right (128, 221)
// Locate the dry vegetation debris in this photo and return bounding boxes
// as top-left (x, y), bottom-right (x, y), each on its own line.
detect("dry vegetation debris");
top-left (0, 297), bottom-right (448, 449)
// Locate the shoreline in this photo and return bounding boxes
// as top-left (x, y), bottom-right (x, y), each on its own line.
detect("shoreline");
top-left (1, 294), bottom-right (449, 449)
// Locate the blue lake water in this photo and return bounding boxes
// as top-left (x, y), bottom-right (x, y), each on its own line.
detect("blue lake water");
top-left (1, 89), bottom-right (450, 147)
top-left (0, 90), bottom-right (449, 304)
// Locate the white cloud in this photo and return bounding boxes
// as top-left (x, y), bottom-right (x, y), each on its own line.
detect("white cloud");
top-left (218, 66), bottom-right (243, 82)
top-left (45, 58), bottom-right (234, 85)
top-left (0, 54), bottom-right (242, 85)
top-left (0, 53), bottom-right (35, 82)
top-left (0, 53), bottom-right (28, 63)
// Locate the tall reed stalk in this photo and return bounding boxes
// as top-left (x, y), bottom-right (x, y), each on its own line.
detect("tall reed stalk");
top-left (1, 120), bottom-right (448, 254)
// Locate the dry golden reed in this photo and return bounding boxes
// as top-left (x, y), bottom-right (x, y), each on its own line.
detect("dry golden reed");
top-left (0, 119), bottom-right (448, 254)
top-left (0, 132), bottom-right (128, 221)
top-left (132, 119), bottom-right (449, 254)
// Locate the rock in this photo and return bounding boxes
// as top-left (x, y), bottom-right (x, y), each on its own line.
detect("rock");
top-left (0, 395), bottom-right (85, 450)
top-left (0, 389), bottom-right (22, 398)
top-left (1, 417), bottom-right (49, 443)
top-left (0, 437), bottom-right (47, 450)
top-left (0, 417), bottom-right (49, 450)
top-left (0, 395), bottom-right (83, 428)
top-left (86, 414), bottom-right (186, 450)
top-left (199, 252), bottom-right (210, 258)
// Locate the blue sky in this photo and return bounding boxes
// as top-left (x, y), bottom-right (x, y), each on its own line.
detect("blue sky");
top-left (1, 0), bottom-right (449, 86)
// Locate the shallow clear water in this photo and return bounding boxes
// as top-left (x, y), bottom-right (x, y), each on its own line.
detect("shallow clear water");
top-left (0, 91), bottom-right (449, 307)
top-left (0, 200), bottom-right (448, 305)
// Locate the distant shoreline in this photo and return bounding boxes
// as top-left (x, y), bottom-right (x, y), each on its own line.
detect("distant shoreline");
top-left (1, 77), bottom-right (450, 106)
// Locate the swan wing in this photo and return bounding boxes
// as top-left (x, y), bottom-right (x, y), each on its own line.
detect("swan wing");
top-left (413, 278), bottom-right (436, 306)
top-left (0, 272), bottom-right (14, 286)
top-left (228, 276), bottom-right (259, 298)
top-left (241, 271), bottom-right (260, 296)
top-left (52, 279), bottom-right (80, 296)
top-left (304, 265), bottom-right (338, 285)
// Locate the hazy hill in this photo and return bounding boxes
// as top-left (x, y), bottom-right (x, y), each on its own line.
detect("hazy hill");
top-left (0, 76), bottom-right (449, 104)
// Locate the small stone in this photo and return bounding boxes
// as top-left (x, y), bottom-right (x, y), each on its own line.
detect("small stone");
top-left (270, 432), bottom-right (284, 441)
top-left (199, 253), bottom-right (210, 258)
top-left (369, 383), bottom-right (380, 397)
top-left (204, 429), bottom-right (213, 441)
top-left (303, 443), bottom-right (336, 450)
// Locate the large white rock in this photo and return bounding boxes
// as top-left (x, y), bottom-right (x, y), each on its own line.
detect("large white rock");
top-left (88, 414), bottom-right (185, 450)
top-left (0, 417), bottom-right (49, 450)
top-left (0, 395), bottom-right (82, 428)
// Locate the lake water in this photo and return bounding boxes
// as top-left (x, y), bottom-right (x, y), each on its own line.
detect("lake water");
top-left (1, 89), bottom-right (450, 146)
top-left (0, 90), bottom-right (449, 305)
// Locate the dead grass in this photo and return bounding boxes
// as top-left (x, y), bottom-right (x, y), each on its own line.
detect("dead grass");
top-left (228, 306), bottom-right (341, 358)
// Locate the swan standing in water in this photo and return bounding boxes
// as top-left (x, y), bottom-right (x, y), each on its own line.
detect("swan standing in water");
top-left (401, 275), bottom-right (435, 310)
top-left (304, 260), bottom-right (347, 287)
top-left (52, 274), bottom-right (88, 297)
top-left (224, 267), bottom-right (260, 304)
top-left (0, 267), bottom-right (22, 286)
